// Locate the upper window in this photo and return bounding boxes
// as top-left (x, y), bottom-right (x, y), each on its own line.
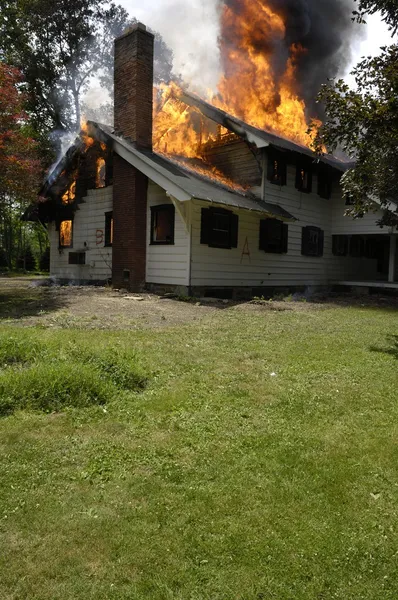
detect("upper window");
top-left (296, 162), bottom-right (312, 194)
top-left (59, 220), bottom-right (73, 248)
top-left (267, 150), bottom-right (287, 186)
top-left (317, 165), bottom-right (332, 199)
top-left (96, 158), bottom-right (106, 188)
top-left (150, 204), bottom-right (175, 245)
top-left (302, 226), bottom-right (324, 257)
top-left (259, 219), bottom-right (288, 254)
top-left (201, 207), bottom-right (239, 249)
top-left (105, 211), bottom-right (113, 247)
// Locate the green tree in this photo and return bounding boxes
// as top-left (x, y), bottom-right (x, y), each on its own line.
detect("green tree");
top-left (313, 1), bottom-right (398, 224)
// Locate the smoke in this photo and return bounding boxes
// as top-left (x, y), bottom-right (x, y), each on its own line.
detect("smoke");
top-left (221, 0), bottom-right (366, 116)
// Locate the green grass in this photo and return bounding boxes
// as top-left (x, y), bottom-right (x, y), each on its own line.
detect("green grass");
top-left (0, 305), bottom-right (397, 599)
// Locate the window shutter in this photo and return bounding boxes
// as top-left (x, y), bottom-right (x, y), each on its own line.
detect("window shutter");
top-left (201, 208), bottom-right (211, 245)
top-left (301, 227), bottom-right (310, 255)
top-left (318, 229), bottom-right (324, 257)
top-left (282, 223), bottom-right (289, 253)
top-left (230, 213), bottom-right (239, 248)
top-left (267, 155), bottom-right (275, 183)
top-left (259, 220), bottom-right (267, 251)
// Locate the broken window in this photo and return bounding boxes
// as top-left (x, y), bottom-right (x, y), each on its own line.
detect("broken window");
top-left (302, 226), bottom-right (324, 257)
top-left (259, 218), bottom-right (288, 254)
top-left (150, 204), bottom-right (175, 244)
top-left (296, 162), bottom-right (313, 193)
top-left (317, 165), bottom-right (332, 199)
top-left (59, 220), bottom-right (73, 248)
top-left (96, 158), bottom-right (106, 188)
top-left (200, 207), bottom-right (239, 249)
top-left (62, 181), bottom-right (76, 205)
top-left (105, 211), bottom-right (113, 247)
top-left (267, 150), bottom-right (287, 186)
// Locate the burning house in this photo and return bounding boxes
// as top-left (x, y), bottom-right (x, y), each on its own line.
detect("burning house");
top-left (27, 17), bottom-right (398, 296)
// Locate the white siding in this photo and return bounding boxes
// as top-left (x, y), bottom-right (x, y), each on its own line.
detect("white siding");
top-left (190, 166), bottom-right (379, 288)
top-left (146, 182), bottom-right (190, 286)
top-left (49, 187), bottom-right (113, 282)
top-left (331, 191), bottom-right (388, 235)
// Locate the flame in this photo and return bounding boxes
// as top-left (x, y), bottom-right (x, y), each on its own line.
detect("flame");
top-left (96, 157), bottom-right (106, 188)
top-left (153, 0), bottom-right (320, 182)
top-left (62, 180), bottom-right (76, 204)
top-left (60, 220), bottom-right (72, 247)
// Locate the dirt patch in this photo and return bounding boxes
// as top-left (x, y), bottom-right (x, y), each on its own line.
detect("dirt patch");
top-left (0, 277), bottom-right (396, 330)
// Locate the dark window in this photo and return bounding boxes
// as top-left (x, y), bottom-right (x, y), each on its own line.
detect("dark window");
top-left (302, 226), bottom-right (324, 257)
top-left (332, 235), bottom-right (349, 257)
top-left (317, 165), bottom-right (332, 199)
top-left (201, 207), bottom-right (239, 249)
top-left (68, 252), bottom-right (85, 265)
top-left (350, 236), bottom-right (365, 257)
top-left (345, 194), bottom-right (355, 206)
top-left (259, 219), bottom-right (288, 254)
top-left (296, 162), bottom-right (312, 193)
top-left (150, 204), bottom-right (175, 244)
top-left (59, 220), bottom-right (73, 248)
top-left (267, 150), bottom-right (287, 186)
top-left (105, 211), bottom-right (113, 247)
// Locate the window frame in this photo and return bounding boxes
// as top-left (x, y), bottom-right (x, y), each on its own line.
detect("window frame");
top-left (301, 226), bottom-right (324, 257)
top-left (105, 211), bottom-right (113, 247)
top-left (68, 252), bottom-right (86, 265)
top-left (150, 204), bottom-right (175, 246)
top-left (200, 207), bottom-right (239, 250)
top-left (59, 220), bottom-right (73, 249)
top-left (259, 218), bottom-right (289, 254)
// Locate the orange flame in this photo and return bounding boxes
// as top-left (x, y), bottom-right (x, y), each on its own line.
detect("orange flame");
top-left (153, 0), bottom-right (320, 182)
top-left (62, 180), bottom-right (76, 204)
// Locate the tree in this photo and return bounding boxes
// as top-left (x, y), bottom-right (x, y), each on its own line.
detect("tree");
top-left (0, 1), bottom-right (177, 138)
top-left (313, 1), bottom-right (398, 225)
top-left (0, 63), bottom-right (41, 267)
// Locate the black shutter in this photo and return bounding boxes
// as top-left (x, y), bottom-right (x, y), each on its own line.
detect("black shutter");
top-left (201, 208), bottom-right (211, 245)
top-left (282, 223), bottom-right (289, 253)
top-left (259, 220), bottom-right (267, 251)
top-left (267, 155), bottom-right (275, 183)
top-left (318, 229), bottom-right (324, 257)
top-left (230, 213), bottom-right (239, 248)
top-left (301, 227), bottom-right (310, 255)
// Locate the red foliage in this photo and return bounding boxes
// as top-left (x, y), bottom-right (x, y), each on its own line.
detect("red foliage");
top-left (0, 64), bottom-right (41, 201)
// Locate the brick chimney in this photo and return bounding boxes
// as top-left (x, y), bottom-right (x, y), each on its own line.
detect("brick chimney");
top-left (112, 23), bottom-right (154, 291)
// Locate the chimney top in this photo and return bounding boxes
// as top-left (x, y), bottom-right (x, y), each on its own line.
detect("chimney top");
top-left (115, 22), bottom-right (154, 43)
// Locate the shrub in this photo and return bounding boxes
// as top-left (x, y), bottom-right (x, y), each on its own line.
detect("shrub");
top-left (16, 245), bottom-right (36, 271)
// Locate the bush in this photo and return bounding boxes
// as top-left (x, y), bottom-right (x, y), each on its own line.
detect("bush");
top-left (39, 247), bottom-right (50, 272)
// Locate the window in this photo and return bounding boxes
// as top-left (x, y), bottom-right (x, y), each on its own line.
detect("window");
top-left (59, 220), bottom-right (73, 248)
top-left (201, 207), bottom-right (239, 249)
top-left (332, 235), bottom-right (349, 257)
top-left (150, 204), bottom-right (175, 244)
top-left (296, 162), bottom-right (313, 193)
top-left (267, 150), bottom-right (287, 186)
top-left (350, 236), bottom-right (365, 258)
top-left (259, 218), bottom-right (288, 254)
top-left (68, 252), bottom-right (85, 265)
top-left (302, 226), bottom-right (324, 257)
top-left (317, 165), bottom-right (332, 199)
top-left (105, 211), bottom-right (113, 247)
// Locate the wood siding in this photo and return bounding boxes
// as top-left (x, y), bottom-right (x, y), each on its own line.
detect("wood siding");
top-left (204, 138), bottom-right (262, 188)
top-left (146, 182), bottom-right (190, 287)
top-left (331, 191), bottom-right (387, 235)
top-left (49, 187), bottom-right (113, 282)
top-left (190, 165), bottom-right (380, 288)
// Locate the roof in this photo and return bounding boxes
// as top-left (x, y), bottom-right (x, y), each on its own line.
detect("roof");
top-left (180, 90), bottom-right (355, 173)
top-left (90, 122), bottom-right (296, 221)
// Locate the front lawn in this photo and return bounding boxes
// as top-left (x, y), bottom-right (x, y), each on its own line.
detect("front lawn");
top-left (0, 302), bottom-right (397, 599)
